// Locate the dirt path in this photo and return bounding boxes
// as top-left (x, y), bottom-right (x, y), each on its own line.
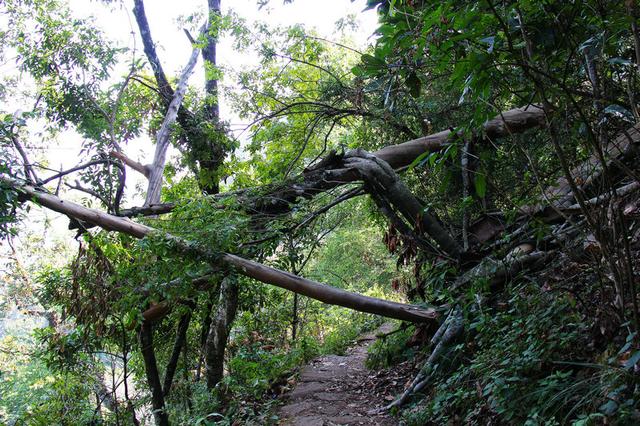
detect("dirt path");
top-left (277, 325), bottom-right (400, 426)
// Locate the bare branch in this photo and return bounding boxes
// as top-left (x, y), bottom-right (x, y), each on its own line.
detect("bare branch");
top-left (145, 23), bottom-right (207, 206)
top-left (9, 132), bottom-right (39, 183)
top-left (65, 180), bottom-right (111, 209)
top-left (41, 159), bottom-right (123, 185)
top-left (110, 151), bottom-right (151, 178)
top-left (4, 176), bottom-right (439, 324)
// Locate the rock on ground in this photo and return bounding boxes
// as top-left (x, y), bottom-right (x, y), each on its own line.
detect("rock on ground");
top-left (277, 324), bottom-right (400, 426)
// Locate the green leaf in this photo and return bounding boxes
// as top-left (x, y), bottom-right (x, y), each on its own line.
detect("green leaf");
top-left (624, 350), bottom-right (640, 370)
top-left (474, 174), bottom-right (487, 198)
top-left (389, 0), bottom-right (397, 16)
top-left (599, 400), bottom-right (618, 416)
top-left (361, 54), bottom-right (385, 68)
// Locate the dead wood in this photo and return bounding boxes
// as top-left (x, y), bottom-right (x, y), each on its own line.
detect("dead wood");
top-left (4, 176), bottom-right (438, 324)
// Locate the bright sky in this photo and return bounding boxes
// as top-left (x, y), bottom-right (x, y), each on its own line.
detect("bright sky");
top-left (0, 0), bottom-right (380, 262)
top-left (68, 0), bottom-right (378, 124)
top-left (56, 0), bottom-right (379, 179)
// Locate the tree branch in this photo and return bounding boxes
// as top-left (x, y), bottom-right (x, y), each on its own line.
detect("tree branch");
top-left (9, 132), bottom-right (39, 183)
top-left (110, 151), bottom-right (151, 178)
top-left (163, 311), bottom-right (192, 397)
top-left (132, 0), bottom-right (173, 99)
top-left (4, 176), bottom-right (439, 324)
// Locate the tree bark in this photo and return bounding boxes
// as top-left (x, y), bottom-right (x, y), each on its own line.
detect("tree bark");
top-left (132, 0), bottom-right (173, 98)
top-left (5, 176), bottom-right (438, 323)
top-left (291, 293), bottom-right (299, 341)
top-left (110, 151), bottom-right (151, 178)
top-left (194, 0), bottom-right (224, 195)
top-left (344, 149), bottom-right (462, 259)
top-left (195, 300), bottom-right (214, 382)
top-left (205, 276), bottom-right (238, 389)
top-left (221, 253), bottom-right (438, 322)
top-left (371, 104), bottom-right (545, 169)
top-left (202, 0), bottom-right (221, 121)
top-left (163, 312), bottom-right (192, 398)
top-left (145, 38), bottom-right (203, 206)
top-left (138, 322), bottom-right (169, 426)
top-left (521, 122), bottom-right (640, 217)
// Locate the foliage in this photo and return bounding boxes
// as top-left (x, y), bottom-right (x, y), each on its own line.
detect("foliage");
top-left (0, 334), bottom-right (97, 425)
top-left (400, 281), bottom-right (629, 424)
top-left (366, 324), bottom-right (416, 369)
top-left (2, 0), bottom-right (640, 424)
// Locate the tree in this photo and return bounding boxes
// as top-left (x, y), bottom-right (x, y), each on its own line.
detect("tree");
top-left (2, 0), bottom-right (640, 424)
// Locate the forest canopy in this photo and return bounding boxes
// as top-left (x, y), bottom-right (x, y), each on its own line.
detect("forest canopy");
top-left (2, 0), bottom-right (640, 424)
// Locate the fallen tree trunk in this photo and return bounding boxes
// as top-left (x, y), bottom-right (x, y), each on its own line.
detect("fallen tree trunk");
top-left (344, 149), bottom-right (463, 259)
top-left (221, 253), bottom-right (438, 322)
top-left (244, 105), bottom-right (546, 219)
top-left (373, 105), bottom-right (545, 169)
top-left (4, 176), bottom-right (438, 324)
top-left (115, 105), bottom-right (545, 219)
top-left (523, 123), bottom-right (640, 216)
top-left (465, 122), bottom-right (640, 247)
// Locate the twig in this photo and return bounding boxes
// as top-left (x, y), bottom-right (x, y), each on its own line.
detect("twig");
top-left (41, 159), bottom-right (123, 185)
top-left (461, 139), bottom-right (471, 251)
top-left (65, 180), bottom-right (111, 209)
top-left (9, 132), bottom-right (39, 183)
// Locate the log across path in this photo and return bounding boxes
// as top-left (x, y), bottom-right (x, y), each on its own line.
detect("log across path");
top-left (277, 324), bottom-right (400, 426)
top-left (2, 176), bottom-right (437, 325)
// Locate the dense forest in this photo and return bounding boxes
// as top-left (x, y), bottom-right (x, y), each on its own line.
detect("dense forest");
top-left (2, 0), bottom-right (640, 424)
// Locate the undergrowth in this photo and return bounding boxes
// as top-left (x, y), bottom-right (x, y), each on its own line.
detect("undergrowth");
top-left (366, 326), bottom-right (416, 369)
top-left (363, 280), bottom-right (640, 425)
top-left (172, 309), bottom-right (383, 425)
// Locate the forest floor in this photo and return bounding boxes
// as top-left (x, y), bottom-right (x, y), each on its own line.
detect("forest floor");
top-left (276, 323), bottom-right (409, 426)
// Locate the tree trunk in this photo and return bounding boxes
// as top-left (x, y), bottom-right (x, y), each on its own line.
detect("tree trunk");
top-left (221, 253), bottom-right (438, 322)
top-left (202, 0), bottom-right (220, 122)
top-left (374, 105), bottom-right (545, 169)
top-left (145, 41), bottom-right (202, 206)
top-left (5, 176), bottom-right (439, 323)
top-left (163, 312), bottom-right (192, 397)
top-left (205, 276), bottom-right (239, 389)
top-left (291, 293), bottom-right (299, 341)
top-left (344, 149), bottom-right (462, 259)
top-left (132, 0), bottom-right (172, 98)
top-left (195, 300), bottom-right (214, 382)
top-left (138, 322), bottom-right (169, 426)
top-left (193, 0), bottom-right (224, 195)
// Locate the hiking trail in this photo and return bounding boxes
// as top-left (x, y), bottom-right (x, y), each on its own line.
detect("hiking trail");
top-left (277, 324), bottom-right (406, 425)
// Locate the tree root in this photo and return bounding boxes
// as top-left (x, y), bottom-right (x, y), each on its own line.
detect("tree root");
top-left (370, 306), bottom-right (464, 413)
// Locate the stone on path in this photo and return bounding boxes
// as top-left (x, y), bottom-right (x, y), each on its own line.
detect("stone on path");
top-left (277, 325), bottom-right (399, 426)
